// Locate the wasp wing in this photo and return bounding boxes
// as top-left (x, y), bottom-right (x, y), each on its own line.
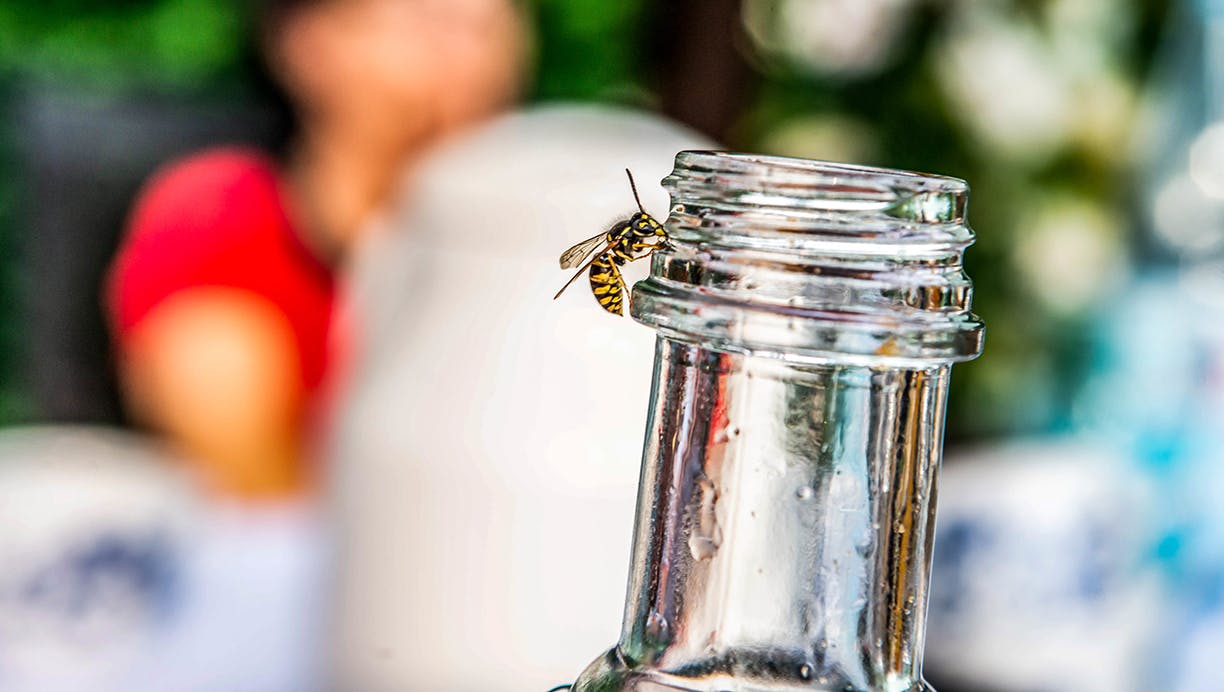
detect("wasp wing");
top-left (559, 232), bottom-right (609, 269)
top-left (554, 239), bottom-right (617, 300)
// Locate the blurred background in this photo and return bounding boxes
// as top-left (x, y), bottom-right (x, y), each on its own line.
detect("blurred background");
top-left (2, 0), bottom-right (1222, 690)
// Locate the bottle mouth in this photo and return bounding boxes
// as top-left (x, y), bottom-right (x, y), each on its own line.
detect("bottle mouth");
top-left (632, 151), bottom-right (984, 366)
top-left (663, 151), bottom-right (968, 208)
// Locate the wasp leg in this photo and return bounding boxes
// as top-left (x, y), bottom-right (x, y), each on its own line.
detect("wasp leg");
top-left (628, 240), bottom-right (665, 259)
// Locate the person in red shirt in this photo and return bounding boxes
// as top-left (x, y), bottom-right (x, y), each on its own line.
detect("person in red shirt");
top-left (107, 0), bottom-right (525, 499)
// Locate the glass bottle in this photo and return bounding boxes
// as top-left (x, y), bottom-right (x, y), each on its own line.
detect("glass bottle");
top-left (567, 152), bottom-right (984, 692)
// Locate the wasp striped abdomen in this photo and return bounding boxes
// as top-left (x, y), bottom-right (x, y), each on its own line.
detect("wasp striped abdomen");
top-left (588, 256), bottom-right (627, 316)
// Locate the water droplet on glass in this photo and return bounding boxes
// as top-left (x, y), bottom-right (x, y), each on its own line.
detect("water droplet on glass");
top-left (798, 664), bottom-right (813, 680)
top-left (645, 610), bottom-right (670, 640)
top-left (688, 478), bottom-right (722, 560)
top-left (690, 534), bottom-right (719, 559)
top-left (796, 486), bottom-right (813, 500)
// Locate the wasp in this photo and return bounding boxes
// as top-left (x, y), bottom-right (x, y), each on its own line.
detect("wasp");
top-left (554, 169), bottom-right (668, 315)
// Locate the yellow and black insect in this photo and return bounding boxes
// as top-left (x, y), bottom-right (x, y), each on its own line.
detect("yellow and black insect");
top-left (554, 169), bottom-right (668, 315)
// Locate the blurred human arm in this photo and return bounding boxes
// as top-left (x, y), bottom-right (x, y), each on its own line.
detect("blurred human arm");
top-left (107, 149), bottom-right (334, 501)
top-left (119, 287), bottom-right (308, 498)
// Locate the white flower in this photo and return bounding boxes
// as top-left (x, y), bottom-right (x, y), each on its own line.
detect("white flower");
top-left (1189, 122), bottom-right (1224, 199)
top-left (1046, 0), bottom-right (1132, 70)
top-left (1013, 195), bottom-right (1128, 315)
top-left (743, 0), bottom-right (914, 77)
top-left (1152, 173), bottom-right (1224, 254)
top-left (935, 11), bottom-right (1074, 162)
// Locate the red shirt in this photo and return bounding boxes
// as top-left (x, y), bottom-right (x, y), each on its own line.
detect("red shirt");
top-left (107, 148), bottom-right (335, 395)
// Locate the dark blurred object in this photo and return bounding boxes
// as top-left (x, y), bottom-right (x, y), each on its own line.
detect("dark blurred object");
top-left (652, 0), bottom-right (754, 142)
top-left (11, 82), bottom-right (282, 424)
top-left (529, 0), bottom-right (757, 143)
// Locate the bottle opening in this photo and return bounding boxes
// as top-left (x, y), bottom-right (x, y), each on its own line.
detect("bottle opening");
top-left (665, 150), bottom-right (968, 215)
top-left (632, 151), bottom-right (985, 366)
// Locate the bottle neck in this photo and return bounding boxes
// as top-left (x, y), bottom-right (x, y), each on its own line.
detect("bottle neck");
top-left (572, 152), bottom-right (979, 692)
top-left (615, 337), bottom-right (948, 691)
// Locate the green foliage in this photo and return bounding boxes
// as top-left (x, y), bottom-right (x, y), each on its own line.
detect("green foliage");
top-left (0, 0), bottom-right (245, 91)
top-left (526, 0), bottom-right (650, 103)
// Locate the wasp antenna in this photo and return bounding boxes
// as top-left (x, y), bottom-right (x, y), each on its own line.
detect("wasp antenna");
top-left (625, 168), bottom-right (646, 214)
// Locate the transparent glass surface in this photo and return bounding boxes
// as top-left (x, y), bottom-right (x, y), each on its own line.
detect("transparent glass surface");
top-left (568, 152), bottom-right (982, 692)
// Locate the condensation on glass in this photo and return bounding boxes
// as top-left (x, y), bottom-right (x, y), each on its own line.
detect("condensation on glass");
top-left (568, 152), bottom-right (985, 692)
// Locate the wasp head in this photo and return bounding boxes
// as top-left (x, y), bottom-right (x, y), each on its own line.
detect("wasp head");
top-left (630, 212), bottom-right (666, 238)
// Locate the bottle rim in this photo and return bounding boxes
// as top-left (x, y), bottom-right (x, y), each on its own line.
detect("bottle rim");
top-left (673, 150), bottom-right (968, 190)
top-left (664, 150), bottom-right (969, 221)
